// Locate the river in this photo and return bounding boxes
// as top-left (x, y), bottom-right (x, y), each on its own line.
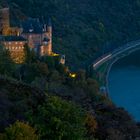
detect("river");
top-left (108, 50), bottom-right (140, 121)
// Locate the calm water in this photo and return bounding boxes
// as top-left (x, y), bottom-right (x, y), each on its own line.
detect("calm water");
top-left (108, 50), bottom-right (140, 121)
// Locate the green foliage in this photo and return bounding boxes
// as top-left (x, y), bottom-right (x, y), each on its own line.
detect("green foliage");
top-left (24, 44), bottom-right (37, 63)
top-left (0, 121), bottom-right (39, 140)
top-left (85, 113), bottom-right (98, 138)
top-left (7, 0), bottom-right (140, 69)
top-left (1, 1), bottom-right (140, 138)
top-left (41, 56), bottom-right (55, 69)
top-left (0, 46), bottom-right (15, 76)
top-left (16, 62), bottom-right (49, 83)
top-left (27, 96), bottom-right (86, 140)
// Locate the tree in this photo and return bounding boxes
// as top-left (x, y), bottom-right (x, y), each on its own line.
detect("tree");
top-left (0, 121), bottom-right (39, 140)
top-left (27, 96), bottom-right (86, 140)
top-left (85, 113), bottom-right (98, 139)
top-left (41, 56), bottom-right (55, 69)
top-left (24, 44), bottom-right (37, 63)
top-left (0, 46), bottom-right (15, 76)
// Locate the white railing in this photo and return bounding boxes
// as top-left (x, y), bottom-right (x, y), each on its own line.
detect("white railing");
top-left (93, 40), bottom-right (140, 69)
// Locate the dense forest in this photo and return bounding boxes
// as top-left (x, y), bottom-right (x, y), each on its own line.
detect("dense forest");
top-left (2, 0), bottom-right (140, 69)
top-left (1, 0), bottom-right (140, 140)
top-left (0, 46), bottom-right (140, 140)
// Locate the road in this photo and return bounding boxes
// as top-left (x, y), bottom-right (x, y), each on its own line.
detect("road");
top-left (93, 40), bottom-right (140, 70)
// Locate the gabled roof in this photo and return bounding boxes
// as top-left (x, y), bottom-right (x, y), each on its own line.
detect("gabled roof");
top-left (21, 18), bottom-right (44, 34)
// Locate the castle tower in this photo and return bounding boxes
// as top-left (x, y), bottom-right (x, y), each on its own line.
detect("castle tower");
top-left (40, 37), bottom-right (50, 56)
top-left (0, 8), bottom-right (10, 35)
top-left (46, 18), bottom-right (52, 55)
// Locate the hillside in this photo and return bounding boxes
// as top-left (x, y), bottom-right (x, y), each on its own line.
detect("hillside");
top-left (1, 1), bottom-right (140, 139)
top-left (4, 0), bottom-right (140, 69)
top-left (1, 75), bottom-right (140, 140)
top-left (0, 47), bottom-right (139, 139)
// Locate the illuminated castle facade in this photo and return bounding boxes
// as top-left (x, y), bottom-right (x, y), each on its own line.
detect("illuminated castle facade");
top-left (0, 7), bottom-right (53, 63)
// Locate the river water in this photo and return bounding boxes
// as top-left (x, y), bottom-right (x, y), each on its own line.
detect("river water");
top-left (108, 50), bottom-right (140, 121)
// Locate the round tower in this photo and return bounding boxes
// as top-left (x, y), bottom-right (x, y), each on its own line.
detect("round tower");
top-left (40, 37), bottom-right (50, 56)
top-left (0, 7), bottom-right (10, 35)
top-left (47, 18), bottom-right (52, 55)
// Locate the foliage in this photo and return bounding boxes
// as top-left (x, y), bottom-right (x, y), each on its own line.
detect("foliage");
top-left (41, 56), bottom-right (55, 69)
top-left (0, 46), bottom-right (15, 76)
top-left (24, 44), bottom-right (37, 63)
top-left (7, 0), bottom-right (140, 69)
top-left (1, 1), bottom-right (140, 138)
top-left (27, 96), bottom-right (86, 140)
top-left (0, 121), bottom-right (39, 140)
top-left (85, 113), bottom-right (98, 138)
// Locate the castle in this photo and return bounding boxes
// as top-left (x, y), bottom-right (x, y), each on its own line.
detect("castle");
top-left (0, 7), bottom-right (55, 63)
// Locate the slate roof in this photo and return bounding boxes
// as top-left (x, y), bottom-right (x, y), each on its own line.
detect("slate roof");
top-left (21, 18), bottom-right (44, 34)
top-left (0, 36), bottom-right (27, 42)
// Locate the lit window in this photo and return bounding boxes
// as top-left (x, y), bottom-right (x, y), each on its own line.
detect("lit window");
top-left (15, 42), bottom-right (18, 44)
top-left (9, 42), bottom-right (11, 45)
top-left (69, 73), bottom-right (76, 78)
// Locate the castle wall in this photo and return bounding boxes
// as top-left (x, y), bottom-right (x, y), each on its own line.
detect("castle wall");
top-left (40, 26), bottom-right (52, 56)
top-left (40, 43), bottom-right (52, 56)
top-left (22, 33), bottom-right (42, 50)
top-left (2, 41), bottom-right (27, 63)
top-left (0, 7), bottom-right (54, 61)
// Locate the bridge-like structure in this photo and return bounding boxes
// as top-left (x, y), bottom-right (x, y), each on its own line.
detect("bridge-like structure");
top-left (93, 40), bottom-right (140, 70)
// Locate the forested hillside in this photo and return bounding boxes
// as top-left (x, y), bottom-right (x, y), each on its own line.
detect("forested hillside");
top-left (2, 0), bottom-right (140, 69)
top-left (1, 1), bottom-right (140, 139)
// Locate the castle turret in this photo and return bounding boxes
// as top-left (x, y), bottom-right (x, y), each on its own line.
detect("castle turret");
top-left (40, 37), bottom-right (50, 56)
top-left (47, 18), bottom-right (52, 54)
top-left (0, 7), bottom-right (10, 35)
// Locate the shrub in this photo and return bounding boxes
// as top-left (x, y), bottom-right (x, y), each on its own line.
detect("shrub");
top-left (27, 96), bottom-right (86, 140)
top-left (0, 121), bottom-right (39, 140)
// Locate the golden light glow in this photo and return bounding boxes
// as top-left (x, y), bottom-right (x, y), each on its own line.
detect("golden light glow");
top-left (69, 73), bottom-right (76, 78)
top-left (51, 53), bottom-right (59, 56)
